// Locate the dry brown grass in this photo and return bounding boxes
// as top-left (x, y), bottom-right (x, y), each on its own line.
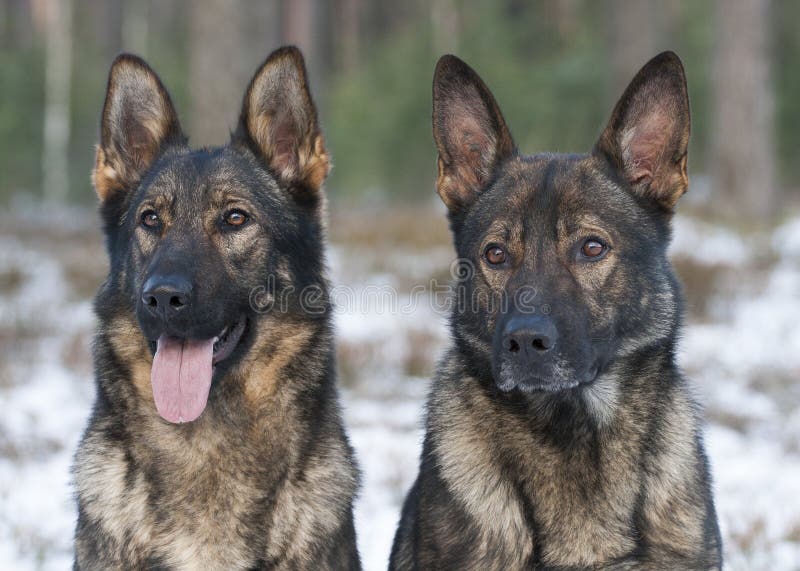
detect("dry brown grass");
top-left (728, 517), bottom-right (767, 556)
top-left (0, 318), bottom-right (48, 375)
top-left (0, 209), bottom-right (106, 302)
top-left (337, 337), bottom-right (377, 389)
top-left (330, 203), bottom-right (450, 250)
top-left (0, 360), bottom-right (14, 390)
top-left (0, 432), bottom-right (63, 462)
top-left (749, 368), bottom-right (800, 405)
top-left (403, 327), bottom-right (440, 378)
top-left (62, 255), bottom-right (106, 301)
top-left (60, 330), bottom-right (94, 378)
top-left (706, 408), bottom-right (752, 434)
top-left (337, 326), bottom-right (443, 390)
top-left (785, 522), bottom-right (800, 543)
top-left (0, 267), bottom-right (24, 296)
top-left (672, 258), bottom-right (727, 321)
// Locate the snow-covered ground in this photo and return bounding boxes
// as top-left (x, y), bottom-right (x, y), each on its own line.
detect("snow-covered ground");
top-left (0, 207), bottom-right (798, 570)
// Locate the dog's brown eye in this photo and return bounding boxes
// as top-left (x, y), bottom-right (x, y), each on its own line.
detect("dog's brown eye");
top-left (141, 210), bottom-right (159, 228)
top-left (581, 239), bottom-right (606, 259)
top-left (224, 210), bottom-right (248, 227)
top-left (485, 245), bottom-right (507, 265)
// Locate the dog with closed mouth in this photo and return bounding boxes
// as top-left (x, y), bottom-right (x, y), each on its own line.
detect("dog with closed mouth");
top-left (73, 47), bottom-right (361, 570)
top-left (390, 52), bottom-right (722, 570)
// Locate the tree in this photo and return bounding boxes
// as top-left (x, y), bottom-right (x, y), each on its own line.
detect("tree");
top-left (709, 0), bottom-right (777, 223)
top-left (281, 0), bottom-right (325, 100)
top-left (189, 1), bottom-right (280, 146)
top-left (604, 0), bottom-right (657, 101)
top-left (41, 0), bottom-right (73, 203)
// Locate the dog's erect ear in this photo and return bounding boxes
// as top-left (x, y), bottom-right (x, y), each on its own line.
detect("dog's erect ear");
top-left (93, 54), bottom-right (184, 202)
top-left (433, 55), bottom-right (516, 214)
top-left (235, 46), bottom-right (329, 204)
top-left (594, 51), bottom-right (690, 212)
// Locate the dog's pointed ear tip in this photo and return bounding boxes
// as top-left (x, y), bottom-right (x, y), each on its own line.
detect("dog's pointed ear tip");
top-left (436, 54), bottom-right (464, 68)
top-left (109, 53), bottom-right (155, 77)
top-left (106, 53), bottom-right (168, 99)
top-left (274, 45), bottom-right (303, 59)
top-left (261, 45), bottom-right (307, 73)
top-left (644, 51), bottom-right (687, 81)
top-left (434, 54), bottom-right (473, 82)
top-left (653, 50), bottom-right (682, 64)
top-left (245, 47), bottom-right (308, 95)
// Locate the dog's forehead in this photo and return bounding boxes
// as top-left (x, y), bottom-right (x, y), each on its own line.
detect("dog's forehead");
top-left (507, 154), bottom-right (602, 207)
top-left (142, 148), bottom-right (280, 207)
top-left (474, 154), bottom-right (636, 235)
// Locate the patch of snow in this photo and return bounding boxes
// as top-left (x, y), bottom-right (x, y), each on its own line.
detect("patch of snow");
top-left (671, 215), bottom-right (753, 266)
top-left (773, 217), bottom-right (800, 260)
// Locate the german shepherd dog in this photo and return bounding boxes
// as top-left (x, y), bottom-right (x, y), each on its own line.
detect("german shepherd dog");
top-left (73, 47), bottom-right (360, 569)
top-left (390, 52), bottom-right (721, 570)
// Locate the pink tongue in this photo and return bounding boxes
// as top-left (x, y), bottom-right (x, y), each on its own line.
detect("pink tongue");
top-left (151, 335), bottom-right (215, 423)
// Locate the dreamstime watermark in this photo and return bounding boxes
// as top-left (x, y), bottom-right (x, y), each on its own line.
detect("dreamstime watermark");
top-left (249, 258), bottom-right (552, 317)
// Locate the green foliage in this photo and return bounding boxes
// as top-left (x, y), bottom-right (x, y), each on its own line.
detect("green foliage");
top-left (672, 0), bottom-right (713, 169)
top-left (323, 1), bottom-right (723, 199)
top-left (456, 2), bottom-right (607, 157)
top-left (325, 21), bottom-right (438, 199)
top-left (775, 0), bottom-right (800, 184)
top-left (325, 2), bottom-right (613, 199)
top-left (0, 0), bottom-right (797, 205)
top-left (0, 48), bottom-right (45, 200)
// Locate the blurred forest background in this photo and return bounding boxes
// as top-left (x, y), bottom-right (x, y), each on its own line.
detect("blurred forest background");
top-left (2, 2), bottom-right (800, 570)
top-left (1, 0), bottom-right (799, 218)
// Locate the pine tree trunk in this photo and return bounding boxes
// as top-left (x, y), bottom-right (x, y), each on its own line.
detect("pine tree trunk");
top-left (337, 0), bottom-right (361, 74)
top-left (430, 0), bottom-right (459, 56)
top-left (605, 0), bottom-right (656, 101)
top-left (42, 0), bottom-right (72, 202)
top-left (709, 0), bottom-right (777, 223)
top-left (281, 0), bottom-right (323, 99)
top-left (189, 1), bottom-right (247, 146)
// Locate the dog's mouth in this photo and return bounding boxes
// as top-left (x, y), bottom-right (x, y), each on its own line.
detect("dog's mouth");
top-left (212, 317), bottom-right (247, 365)
top-left (149, 316), bottom-right (247, 424)
top-left (498, 361), bottom-right (601, 394)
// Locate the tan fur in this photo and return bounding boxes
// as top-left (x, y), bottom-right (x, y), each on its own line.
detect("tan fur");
top-left (433, 56), bottom-right (516, 212)
top-left (640, 390), bottom-right (707, 554)
top-left (74, 436), bottom-right (156, 559)
top-left (93, 58), bottom-right (182, 202)
top-left (581, 370), bottom-right (621, 427)
top-left (431, 367), bottom-right (651, 568)
top-left (92, 146), bottom-right (122, 202)
top-left (245, 52), bottom-right (330, 194)
top-left (107, 314), bottom-right (154, 399)
top-left (266, 443), bottom-right (359, 565)
top-left (237, 318), bottom-right (315, 407)
top-left (423, 350), bottom-right (719, 568)
top-left (431, 379), bottom-right (534, 566)
top-left (79, 313), bottom-right (353, 569)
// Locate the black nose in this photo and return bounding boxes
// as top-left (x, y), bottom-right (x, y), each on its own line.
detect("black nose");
top-left (141, 274), bottom-right (192, 322)
top-left (502, 315), bottom-right (558, 356)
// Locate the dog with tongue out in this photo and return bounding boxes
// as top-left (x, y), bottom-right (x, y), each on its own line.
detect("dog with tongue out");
top-left (73, 47), bottom-right (361, 570)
